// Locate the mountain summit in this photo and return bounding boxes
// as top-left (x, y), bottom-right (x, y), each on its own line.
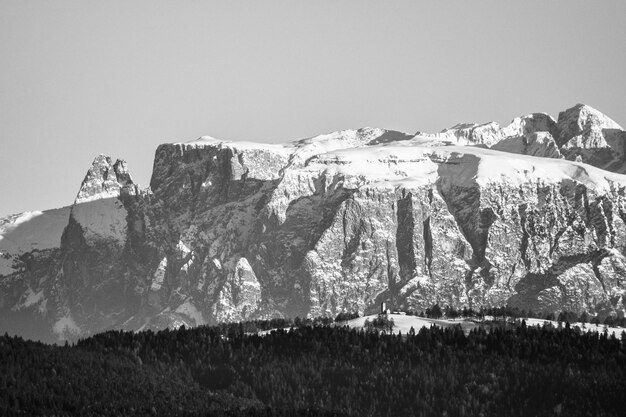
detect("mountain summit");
top-left (75, 155), bottom-right (136, 204)
top-left (2, 104), bottom-right (626, 341)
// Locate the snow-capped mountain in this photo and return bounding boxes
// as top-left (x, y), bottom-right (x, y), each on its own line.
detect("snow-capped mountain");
top-left (2, 103), bottom-right (626, 341)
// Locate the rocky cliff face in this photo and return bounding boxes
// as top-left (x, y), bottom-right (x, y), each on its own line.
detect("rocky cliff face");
top-left (2, 104), bottom-right (626, 341)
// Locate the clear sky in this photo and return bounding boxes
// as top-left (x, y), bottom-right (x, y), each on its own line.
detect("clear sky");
top-left (1, 0), bottom-right (625, 216)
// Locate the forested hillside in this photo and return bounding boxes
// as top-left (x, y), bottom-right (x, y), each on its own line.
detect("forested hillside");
top-left (1, 321), bottom-right (626, 416)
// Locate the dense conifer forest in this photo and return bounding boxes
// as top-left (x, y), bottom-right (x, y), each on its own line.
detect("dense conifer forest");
top-left (1, 318), bottom-right (626, 416)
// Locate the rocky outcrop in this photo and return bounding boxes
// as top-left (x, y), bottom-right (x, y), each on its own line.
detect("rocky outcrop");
top-left (557, 104), bottom-right (626, 173)
top-left (426, 112), bottom-right (560, 150)
top-left (2, 105), bottom-right (626, 341)
top-left (0, 155), bottom-right (150, 340)
top-left (423, 104), bottom-right (626, 173)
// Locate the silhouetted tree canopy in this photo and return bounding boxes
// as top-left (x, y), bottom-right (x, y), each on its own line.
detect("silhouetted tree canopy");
top-left (1, 319), bottom-right (625, 416)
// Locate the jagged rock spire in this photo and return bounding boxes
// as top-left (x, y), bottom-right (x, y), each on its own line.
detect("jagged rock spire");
top-left (75, 154), bottom-right (136, 204)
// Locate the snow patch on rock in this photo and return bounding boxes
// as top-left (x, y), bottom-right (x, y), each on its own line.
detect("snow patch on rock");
top-left (151, 257), bottom-right (167, 291)
top-left (12, 287), bottom-right (44, 311)
top-left (175, 300), bottom-right (205, 326)
top-left (53, 316), bottom-right (80, 339)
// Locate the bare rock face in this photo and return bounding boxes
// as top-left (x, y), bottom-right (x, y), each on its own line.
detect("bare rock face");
top-left (2, 105), bottom-right (626, 341)
top-left (123, 130), bottom-right (626, 329)
top-left (75, 154), bottom-right (136, 203)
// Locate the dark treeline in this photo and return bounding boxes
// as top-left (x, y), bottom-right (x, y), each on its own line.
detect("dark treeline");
top-left (408, 304), bottom-right (626, 327)
top-left (2, 321), bottom-right (626, 417)
top-left (217, 304), bottom-right (624, 328)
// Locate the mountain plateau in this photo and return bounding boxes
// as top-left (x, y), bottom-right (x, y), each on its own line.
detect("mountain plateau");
top-left (2, 103), bottom-right (626, 341)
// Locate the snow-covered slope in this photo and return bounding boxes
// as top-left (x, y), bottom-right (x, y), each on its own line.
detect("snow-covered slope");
top-left (0, 209), bottom-right (70, 254)
top-left (0, 208), bottom-right (70, 275)
top-left (2, 103), bottom-right (626, 341)
top-left (342, 314), bottom-right (625, 339)
top-left (342, 314), bottom-right (471, 334)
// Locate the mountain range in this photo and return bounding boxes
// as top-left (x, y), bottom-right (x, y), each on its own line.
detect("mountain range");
top-left (2, 103), bottom-right (626, 342)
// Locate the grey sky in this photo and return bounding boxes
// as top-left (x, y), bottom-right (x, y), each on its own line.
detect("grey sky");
top-left (1, 0), bottom-right (625, 216)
